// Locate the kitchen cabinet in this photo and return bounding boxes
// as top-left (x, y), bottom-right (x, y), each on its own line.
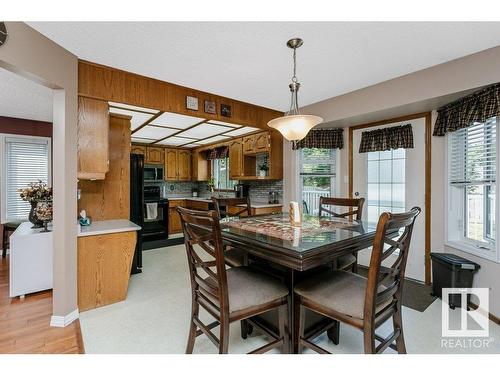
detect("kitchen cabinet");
top-left (168, 199), bottom-right (185, 234)
top-left (146, 147), bottom-right (164, 164)
top-left (228, 139), bottom-right (243, 179)
top-left (164, 149), bottom-right (191, 181)
top-left (242, 132), bottom-right (270, 155)
top-left (131, 145), bottom-right (146, 155)
top-left (191, 150), bottom-right (208, 181)
top-left (185, 199), bottom-right (210, 211)
top-left (77, 96), bottom-right (109, 180)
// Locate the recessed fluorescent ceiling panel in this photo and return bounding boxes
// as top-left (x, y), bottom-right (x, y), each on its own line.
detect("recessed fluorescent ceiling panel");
top-left (177, 123), bottom-right (229, 139)
top-left (131, 137), bottom-right (156, 144)
top-left (157, 137), bottom-right (196, 146)
top-left (206, 120), bottom-right (241, 128)
top-left (223, 126), bottom-right (260, 136)
top-left (150, 112), bottom-right (204, 129)
top-left (108, 107), bottom-right (156, 130)
top-left (196, 135), bottom-right (231, 144)
top-left (133, 125), bottom-right (179, 139)
top-left (183, 143), bottom-right (203, 148)
top-left (108, 102), bottom-right (158, 114)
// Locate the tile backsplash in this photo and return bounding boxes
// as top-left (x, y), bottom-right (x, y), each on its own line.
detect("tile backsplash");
top-left (148, 180), bottom-right (283, 202)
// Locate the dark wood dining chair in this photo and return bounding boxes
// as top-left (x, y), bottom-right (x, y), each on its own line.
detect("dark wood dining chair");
top-left (294, 207), bottom-right (421, 354)
top-left (211, 197), bottom-right (251, 268)
top-left (177, 206), bottom-right (290, 354)
top-left (318, 197), bottom-right (365, 272)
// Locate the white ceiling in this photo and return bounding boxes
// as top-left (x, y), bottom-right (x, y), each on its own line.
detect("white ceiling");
top-left (27, 22), bottom-right (500, 111)
top-left (0, 68), bottom-right (53, 122)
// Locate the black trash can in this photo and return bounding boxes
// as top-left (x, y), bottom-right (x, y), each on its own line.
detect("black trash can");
top-left (430, 252), bottom-right (480, 309)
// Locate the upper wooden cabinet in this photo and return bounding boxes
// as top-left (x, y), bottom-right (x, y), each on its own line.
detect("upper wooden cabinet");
top-left (191, 150), bottom-right (208, 182)
top-left (165, 149), bottom-right (191, 181)
top-left (229, 139), bottom-right (243, 179)
top-left (131, 145), bottom-right (146, 155)
top-left (77, 96), bottom-right (109, 180)
top-left (146, 147), bottom-right (164, 164)
top-left (242, 132), bottom-right (270, 155)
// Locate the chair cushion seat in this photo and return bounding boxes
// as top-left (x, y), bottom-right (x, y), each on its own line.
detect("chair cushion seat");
top-left (294, 271), bottom-right (391, 320)
top-left (218, 267), bottom-right (288, 314)
top-left (336, 253), bottom-right (357, 270)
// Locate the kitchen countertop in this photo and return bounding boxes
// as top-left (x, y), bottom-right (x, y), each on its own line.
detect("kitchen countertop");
top-left (164, 195), bottom-right (283, 209)
top-left (78, 219), bottom-right (141, 237)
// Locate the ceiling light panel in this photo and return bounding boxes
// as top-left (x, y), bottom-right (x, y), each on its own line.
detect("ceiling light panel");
top-left (108, 101), bottom-right (158, 114)
top-left (182, 143), bottom-right (203, 148)
top-left (133, 125), bottom-right (179, 139)
top-left (108, 107), bottom-right (156, 130)
top-left (223, 126), bottom-right (260, 136)
top-left (176, 123), bottom-right (230, 139)
top-left (157, 137), bottom-right (197, 146)
top-left (206, 120), bottom-right (241, 128)
top-left (195, 135), bottom-right (231, 145)
top-left (150, 112), bottom-right (204, 129)
top-left (131, 137), bottom-right (156, 144)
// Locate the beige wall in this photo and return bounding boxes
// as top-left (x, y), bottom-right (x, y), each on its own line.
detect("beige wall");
top-left (0, 22), bottom-right (78, 321)
top-left (283, 44), bottom-right (500, 317)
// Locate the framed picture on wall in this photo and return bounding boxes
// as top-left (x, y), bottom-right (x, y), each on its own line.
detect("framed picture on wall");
top-left (186, 96), bottom-right (199, 111)
top-left (221, 104), bottom-right (232, 117)
top-left (204, 100), bottom-right (216, 114)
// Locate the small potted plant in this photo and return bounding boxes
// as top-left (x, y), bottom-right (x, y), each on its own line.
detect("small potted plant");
top-left (207, 177), bottom-right (216, 194)
top-left (258, 163), bottom-right (269, 178)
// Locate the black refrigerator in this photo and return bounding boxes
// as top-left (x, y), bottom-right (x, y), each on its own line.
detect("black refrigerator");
top-left (130, 153), bottom-right (144, 274)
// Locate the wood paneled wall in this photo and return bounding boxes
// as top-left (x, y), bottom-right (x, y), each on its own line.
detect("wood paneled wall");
top-left (78, 60), bottom-right (283, 129)
top-left (78, 113), bottom-right (131, 220)
top-left (0, 115), bottom-right (52, 137)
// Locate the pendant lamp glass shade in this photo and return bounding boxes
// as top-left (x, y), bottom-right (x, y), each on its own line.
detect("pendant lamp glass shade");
top-left (268, 38), bottom-right (323, 141)
top-left (268, 114), bottom-right (323, 141)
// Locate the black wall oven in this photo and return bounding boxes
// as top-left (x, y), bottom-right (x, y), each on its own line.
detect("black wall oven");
top-left (143, 186), bottom-right (169, 242)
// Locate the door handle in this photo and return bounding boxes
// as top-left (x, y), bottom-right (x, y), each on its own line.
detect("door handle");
top-left (354, 192), bottom-right (359, 197)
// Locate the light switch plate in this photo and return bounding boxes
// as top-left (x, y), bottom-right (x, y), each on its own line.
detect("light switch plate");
top-left (186, 96), bottom-right (199, 111)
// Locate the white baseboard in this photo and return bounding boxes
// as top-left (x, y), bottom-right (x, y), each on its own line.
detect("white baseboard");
top-left (50, 308), bottom-right (79, 327)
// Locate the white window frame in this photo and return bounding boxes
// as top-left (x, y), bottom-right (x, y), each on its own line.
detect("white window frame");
top-left (297, 148), bottom-right (339, 215)
top-left (445, 123), bottom-right (500, 263)
top-left (0, 133), bottom-right (52, 224)
top-left (211, 157), bottom-right (235, 191)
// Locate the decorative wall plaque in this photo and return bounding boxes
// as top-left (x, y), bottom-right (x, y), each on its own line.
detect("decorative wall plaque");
top-left (186, 96), bottom-right (199, 111)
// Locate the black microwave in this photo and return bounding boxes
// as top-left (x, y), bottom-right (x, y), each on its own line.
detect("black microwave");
top-left (144, 165), bottom-right (164, 181)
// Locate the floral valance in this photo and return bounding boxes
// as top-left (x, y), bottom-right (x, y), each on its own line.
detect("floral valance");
top-left (359, 124), bottom-right (413, 153)
top-left (206, 146), bottom-right (229, 160)
top-left (292, 128), bottom-right (343, 150)
top-left (433, 82), bottom-right (500, 136)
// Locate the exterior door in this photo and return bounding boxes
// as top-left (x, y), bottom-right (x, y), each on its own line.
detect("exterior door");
top-left (351, 117), bottom-right (427, 282)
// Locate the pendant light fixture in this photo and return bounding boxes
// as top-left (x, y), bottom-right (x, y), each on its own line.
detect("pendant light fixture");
top-left (268, 38), bottom-right (323, 141)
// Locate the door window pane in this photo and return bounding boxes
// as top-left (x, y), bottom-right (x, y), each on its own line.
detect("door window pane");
top-left (365, 149), bottom-right (406, 223)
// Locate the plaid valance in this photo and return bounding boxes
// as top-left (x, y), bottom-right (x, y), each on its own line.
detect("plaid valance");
top-left (292, 128), bottom-right (343, 150)
top-left (359, 124), bottom-right (413, 153)
top-left (433, 82), bottom-right (500, 136)
top-left (206, 146), bottom-right (229, 160)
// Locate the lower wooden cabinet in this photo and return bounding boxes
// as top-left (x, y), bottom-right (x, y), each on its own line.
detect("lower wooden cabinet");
top-left (168, 199), bottom-right (185, 234)
top-left (227, 205), bottom-right (282, 217)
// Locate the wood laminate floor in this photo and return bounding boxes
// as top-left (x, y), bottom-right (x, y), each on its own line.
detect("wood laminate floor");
top-left (0, 255), bottom-right (84, 354)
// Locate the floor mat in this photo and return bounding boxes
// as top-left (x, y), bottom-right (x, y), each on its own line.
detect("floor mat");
top-left (358, 267), bottom-right (436, 312)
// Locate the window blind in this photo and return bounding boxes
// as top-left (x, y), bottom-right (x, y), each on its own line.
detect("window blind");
top-left (450, 117), bottom-right (496, 186)
top-left (300, 148), bottom-right (336, 175)
top-left (5, 137), bottom-right (50, 221)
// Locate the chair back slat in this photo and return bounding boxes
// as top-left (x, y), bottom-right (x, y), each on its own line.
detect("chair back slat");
top-left (212, 197), bottom-right (251, 218)
top-left (177, 206), bottom-right (229, 317)
top-left (318, 197), bottom-right (365, 220)
top-left (364, 207), bottom-right (421, 323)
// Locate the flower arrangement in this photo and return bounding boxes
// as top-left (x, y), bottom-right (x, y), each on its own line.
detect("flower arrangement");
top-left (18, 180), bottom-right (52, 203)
top-left (35, 201), bottom-right (53, 232)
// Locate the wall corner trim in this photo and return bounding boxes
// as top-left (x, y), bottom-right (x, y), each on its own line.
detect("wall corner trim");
top-left (50, 308), bottom-right (79, 328)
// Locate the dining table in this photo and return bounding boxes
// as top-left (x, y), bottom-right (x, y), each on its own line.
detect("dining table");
top-left (220, 212), bottom-right (395, 354)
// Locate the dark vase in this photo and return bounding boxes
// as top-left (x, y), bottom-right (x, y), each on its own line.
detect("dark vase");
top-left (29, 201), bottom-right (44, 229)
